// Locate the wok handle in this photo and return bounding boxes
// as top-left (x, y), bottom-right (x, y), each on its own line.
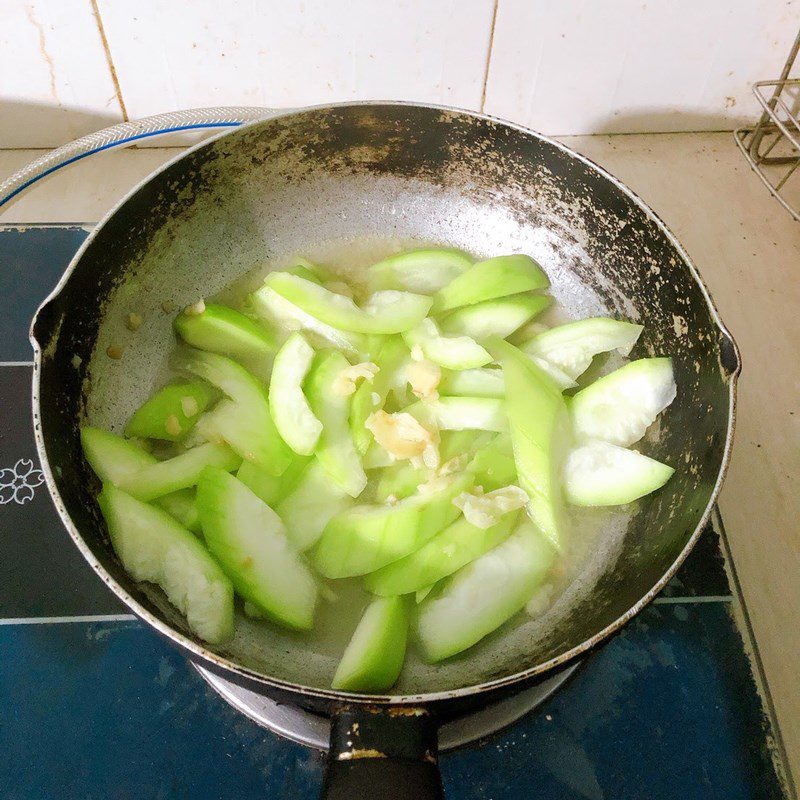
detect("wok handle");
top-left (321, 707), bottom-right (444, 800)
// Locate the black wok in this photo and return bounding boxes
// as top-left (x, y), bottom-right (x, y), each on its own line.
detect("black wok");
top-left (29, 103), bottom-right (739, 798)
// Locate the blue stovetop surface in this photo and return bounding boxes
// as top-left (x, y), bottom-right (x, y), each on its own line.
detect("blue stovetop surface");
top-left (0, 227), bottom-right (791, 800)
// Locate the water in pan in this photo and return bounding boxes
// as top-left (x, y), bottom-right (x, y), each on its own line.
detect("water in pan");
top-left (83, 217), bottom-right (643, 694)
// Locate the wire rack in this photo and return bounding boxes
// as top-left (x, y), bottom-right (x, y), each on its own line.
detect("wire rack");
top-left (735, 29), bottom-right (800, 221)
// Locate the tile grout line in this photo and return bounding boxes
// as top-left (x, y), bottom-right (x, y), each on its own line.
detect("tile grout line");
top-left (0, 614), bottom-right (137, 625)
top-left (90, 0), bottom-right (129, 122)
top-left (479, 0), bottom-right (500, 113)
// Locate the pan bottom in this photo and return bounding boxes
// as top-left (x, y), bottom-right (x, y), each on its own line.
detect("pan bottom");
top-left (194, 662), bottom-right (580, 751)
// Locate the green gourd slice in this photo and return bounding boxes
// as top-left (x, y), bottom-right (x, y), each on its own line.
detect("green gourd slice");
top-left (196, 467), bottom-right (318, 630)
top-left (125, 382), bottom-right (216, 442)
top-left (416, 520), bottom-right (554, 662)
top-left (432, 255), bottom-right (549, 313)
top-left (331, 596), bottom-right (407, 692)
top-left (269, 332), bottom-right (323, 456)
top-left (564, 440), bottom-right (674, 506)
top-left (174, 303), bottom-right (276, 360)
top-left (98, 484), bottom-right (234, 643)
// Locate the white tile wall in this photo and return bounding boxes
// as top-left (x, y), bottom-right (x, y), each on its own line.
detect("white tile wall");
top-left (0, 0), bottom-right (797, 151)
top-left (0, 0), bottom-right (123, 147)
top-left (95, 0), bottom-right (496, 117)
top-left (483, 0), bottom-right (799, 135)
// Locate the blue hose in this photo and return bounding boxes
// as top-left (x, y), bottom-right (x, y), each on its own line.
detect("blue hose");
top-left (0, 122), bottom-right (243, 210)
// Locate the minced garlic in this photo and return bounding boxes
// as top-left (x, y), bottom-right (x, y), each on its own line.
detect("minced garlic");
top-left (365, 410), bottom-right (433, 460)
top-left (417, 474), bottom-right (457, 496)
top-left (181, 396), bottom-right (199, 417)
top-left (438, 452), bottom-right (469, 476)
top-left (411, 441), bottom-right (441, 471)
top-left (165, 414), bottom-right (183, 437)
top-left (332, 362), bottom-right (379, 397)
top-left (406, 358), bottom-right (441, 400)
top-left (453, 485), bottom-right (529, 529)
top-left (184, 298), bottom-right (206, 316)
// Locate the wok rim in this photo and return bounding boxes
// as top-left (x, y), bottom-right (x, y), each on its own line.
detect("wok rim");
top-left (29, 100), bottom-right (740, 706)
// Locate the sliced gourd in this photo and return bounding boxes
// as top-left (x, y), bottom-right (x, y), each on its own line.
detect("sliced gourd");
top-left (374, 462), bottom-right (426, 502)
top-left (196, 467), bottom-right (318, 630)
top-left (287, 264), bottom-right (322, 283)
top-left (492, 338), bottom-right (569, 551)
top-left (434, 396), bottom-right (507, 433)
top-left (350, 336), bottom-right (409, 454)
top-left (467, 433), bottom-right (517, 491)
top-left (331, 596), bottom-right (407, 692)
top-left (313, 473), bottom-right (473, 578)
top-left (125, 382), bottom-right (215, 442)
top-left (508, 319), bottom-right (550, 347)
top-left (276, 461), bottom-right (352, 551)
top-left (82, 426), bottom-right (156, 481)
top-left (416, 585), bottom-right (435, 603)
top-left (172, 348), bottom-right (292, 475)
top-left (118, 441), bottom-right (241, 502)
top-left (269, 332), bottom-right (323, 456)
top-left (286, 257), bottom-right (327, 284)
top-left (439, 429), bottom-right (495, 461)
top-left (433, 255), bottom-right (549, 313)
top-left (366, 248), bottom-right (473, 294)
top-left (416, 520), bottom-right (555, 662)
top-left (265, 272), bottom-right (432, 334)
top-left (402, 318), bottom-right (492, 370)
top-left (250, 284), bottom-right (365, 356)
top-left (81, 427), bottom-right (201, 531)
top-left (439, 368), bottom-right (505, 399)
top-left (521, 317), bottom-right (643, 380)
top-left (526, 355), bottom-right (578, 391)
top-left (564, 440), bottom-right (674, 506)
top-left (409, 397), bottom-right (507, 433)
top-left (174, 303), bottom-right (276, 360)
top-left (365, 512), bottom-right (518, 597)
top-left (439, 294), bottom-right (549, 341)
top-left (570, 357), bottom-right (676, 447)
top-left (157, 488), bottom-right (202, 533)
top-left (306, 350), bottom-right (367, 497)
top-left (363, 439), bottom-right (396, 469)
top-left (98, 484), bottom-right (234, 643)
top-left (236, 456), bottom-right (310, 507)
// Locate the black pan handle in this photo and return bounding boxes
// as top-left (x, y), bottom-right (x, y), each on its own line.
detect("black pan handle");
top-left (321, 706), bottom-right (444, 800)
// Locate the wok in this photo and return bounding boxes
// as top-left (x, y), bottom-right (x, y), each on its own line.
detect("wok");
top-left (26, 103), bottom-right (739, 798)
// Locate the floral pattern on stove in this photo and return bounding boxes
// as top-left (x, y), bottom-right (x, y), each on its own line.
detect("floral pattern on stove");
top-left (0, 458), bottom-right (45, 505)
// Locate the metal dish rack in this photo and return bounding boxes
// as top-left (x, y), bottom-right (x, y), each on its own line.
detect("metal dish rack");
top-left (735, 29), bottom-right (800, 221)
